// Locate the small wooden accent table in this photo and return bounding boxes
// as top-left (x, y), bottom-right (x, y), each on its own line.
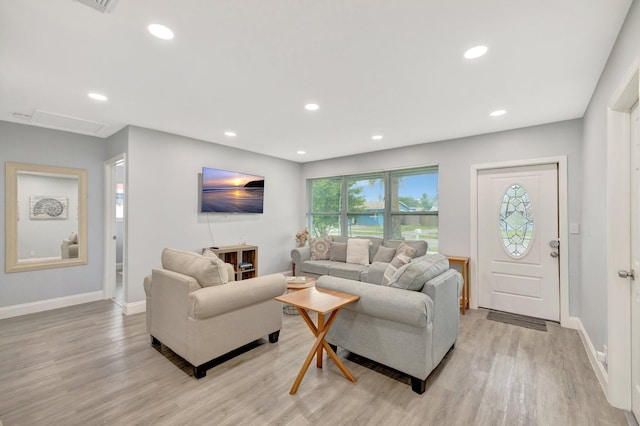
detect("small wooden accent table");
top-left (275, 287), bottom-right (360, 394)
top-left (446, 256), bottom-right (470, 315)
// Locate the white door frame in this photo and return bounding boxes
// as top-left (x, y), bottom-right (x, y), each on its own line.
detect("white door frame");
top-left (606, 58), bottom-right (639, 409)
top-left (103, 154), bottom-right (126, 304)
top-left (470, 156), bottom-right (571, 327)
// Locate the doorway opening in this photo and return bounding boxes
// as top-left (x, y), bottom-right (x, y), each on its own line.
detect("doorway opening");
top-left (104, 154), bottom-right (126, 308)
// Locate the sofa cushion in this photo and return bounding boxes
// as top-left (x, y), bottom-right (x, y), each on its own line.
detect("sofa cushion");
top-left (310, 237), bottom-right (331, 260)
top-left (301, 260), bottom-right (333, 275)
top-left (329, 262), bottom-right (369, 280)
top-left (372, 245), bottom-right (396, 263)
top-left (395, 242), bottom-right (417, 258)
top-left (330, 242), bottom-right (348, 262)
top-left (387, 254), bottom-right (449, 291)
top-left (347, 238), bottom-right (371, 266)
top-left (161, 248), bottom-right (228, 287)
top-left (382, 254), bottom-right (411, 285)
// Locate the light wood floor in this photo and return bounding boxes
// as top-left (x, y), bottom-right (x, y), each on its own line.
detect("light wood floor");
top-left (0, 301), bottom-right (630, 425)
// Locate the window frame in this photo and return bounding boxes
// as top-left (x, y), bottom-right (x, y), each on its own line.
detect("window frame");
top-left (307, 166), bottom-right (438, 245)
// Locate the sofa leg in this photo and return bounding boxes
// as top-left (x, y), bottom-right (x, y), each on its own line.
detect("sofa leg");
top-left (151, 336), bottom-right (160, 346)
top-left (268, 330), bottom-right (280, 343)
top-left (328, 344), bottom-right (338, 353)
top-left (194, 365), bottom-right (207, 379)
top-left (411, 377), bottom-right (426, 394)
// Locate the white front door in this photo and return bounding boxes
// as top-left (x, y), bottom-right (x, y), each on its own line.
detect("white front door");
top-left (477, 164), bottom-right (560, 321)
top-left (630, 101), bottom-right (640, 421)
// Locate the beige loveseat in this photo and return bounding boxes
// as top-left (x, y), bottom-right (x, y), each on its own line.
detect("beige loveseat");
top-left (291, 236), bottom-right (428, 281)
top-left (144, 248), bottom-right (286, 378)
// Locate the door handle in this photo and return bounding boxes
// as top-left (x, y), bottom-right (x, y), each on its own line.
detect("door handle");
top-left (550, 251), bottom-right (559, 258)
top-left (618, 270), bottom-right (635, 280)
top-left (549, 240), bottom-right (560, 249)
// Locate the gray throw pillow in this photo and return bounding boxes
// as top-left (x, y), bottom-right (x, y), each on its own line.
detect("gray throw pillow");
top-left (310, 237), bottom-right (331, 260)
top-left (330, 242), bottom-right (347, 262)
top-left (387, 254), bottom-right (449, 291)
top-left (372, 245), bottom-right (396, 263)
top-left (382, 254), bottom-right (411, 285)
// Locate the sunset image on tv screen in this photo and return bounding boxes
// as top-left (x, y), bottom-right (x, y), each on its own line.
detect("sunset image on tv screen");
top-left (201, 167), bottom-right (264, 213)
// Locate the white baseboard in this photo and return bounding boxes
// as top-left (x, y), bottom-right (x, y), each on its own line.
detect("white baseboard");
top-left (576, 317), bottom-right (608, 398)
top-left (561, 315), bottom-right (580, 330)
top-left (0, 291), bottom-right (104, 320)
top-left (123, 300), bottom-right (146, 315)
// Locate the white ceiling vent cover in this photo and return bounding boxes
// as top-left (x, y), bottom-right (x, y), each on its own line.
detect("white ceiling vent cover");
top-left (75, 0), bottom-right (117, 13)
top-left (31, 110), bottom-right (107, 135)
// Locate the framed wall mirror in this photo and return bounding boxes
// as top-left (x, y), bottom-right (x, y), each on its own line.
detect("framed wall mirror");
top-left (5, 162), bottom-right (88, 273)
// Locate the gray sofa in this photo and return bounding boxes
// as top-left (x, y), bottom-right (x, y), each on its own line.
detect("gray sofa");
top-left (315, 254), bottom-right (462, 394)
top-left (144, 248), bottom-right (286, 378)
top-left (291, 236), bottom-right (428, 281)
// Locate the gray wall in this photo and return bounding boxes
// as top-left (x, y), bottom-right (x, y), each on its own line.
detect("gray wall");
top-left (0, 121), bottom-right (105, 307)
top-left (302, 119), bottom-right (583, 315)
top-left (124, 126), bottom-right (303, 303)
top-left (580, 0), bottom-right (640, 354)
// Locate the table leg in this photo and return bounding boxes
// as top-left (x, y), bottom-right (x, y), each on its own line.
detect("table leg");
top-left (289, 308), bottom-right (356, 395)
top-left (461, 267), bottom-right (467, 315)
top-left (464, 262), bottom-right (470, 309)
top-left (316, 312), bottom-right (324, 368)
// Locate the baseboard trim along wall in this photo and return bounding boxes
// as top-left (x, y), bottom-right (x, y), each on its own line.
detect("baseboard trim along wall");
top-left (576, 317), bottom-right (609, 399)
top-left (123, 300), bottom-right (146, 315)
top-left (0, 291), bottom-right (103, 320)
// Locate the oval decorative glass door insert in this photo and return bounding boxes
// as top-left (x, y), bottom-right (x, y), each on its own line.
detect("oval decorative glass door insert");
top-left (499, 184), bottom-right (534, 257)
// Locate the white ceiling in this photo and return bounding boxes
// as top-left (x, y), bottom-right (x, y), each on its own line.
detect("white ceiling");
top-left (0, 0), bottom-right (632, 162)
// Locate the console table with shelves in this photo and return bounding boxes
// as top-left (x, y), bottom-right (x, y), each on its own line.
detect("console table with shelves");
top-left (204, 245), bottom-right (258, 281)
top-left (445, 255), bottom-right (470, 315)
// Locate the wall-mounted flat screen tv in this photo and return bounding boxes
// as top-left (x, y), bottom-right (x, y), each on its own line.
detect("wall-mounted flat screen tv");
top-left (201, 167), bottom-right (264, 213)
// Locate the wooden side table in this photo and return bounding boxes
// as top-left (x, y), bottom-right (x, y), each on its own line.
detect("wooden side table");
top-left (275, 287), bottom-right (359, 394)
top-left (446, 256), bottom-right (470, 315)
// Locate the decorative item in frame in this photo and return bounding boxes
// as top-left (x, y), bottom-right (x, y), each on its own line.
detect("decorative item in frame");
top-left (30, 196), bottom-right (68, 219)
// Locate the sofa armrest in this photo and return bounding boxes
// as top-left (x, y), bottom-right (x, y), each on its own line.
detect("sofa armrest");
top-left (189, 273), bottom-right (286, 319)
top-left (316, 276), bottom-right (433, 327)
top-left (421, 269), bottom-right (463, 300)
top-left (291, 247), bottom-right (311, 266)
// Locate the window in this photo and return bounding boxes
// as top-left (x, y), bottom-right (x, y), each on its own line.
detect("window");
top-left (308, 166), bottom-right (438, 252)
top-left (499, 183), bottom-right (534, 257)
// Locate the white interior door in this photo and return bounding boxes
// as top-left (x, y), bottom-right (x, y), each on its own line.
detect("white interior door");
top-left (477, 164), bottom-right (559, 321)
top-left (630, 101), bottom-right (640, 421)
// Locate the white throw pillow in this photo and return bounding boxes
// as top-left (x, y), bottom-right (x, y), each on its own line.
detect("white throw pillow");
top-left (346, 238), bottom-right (371, 266)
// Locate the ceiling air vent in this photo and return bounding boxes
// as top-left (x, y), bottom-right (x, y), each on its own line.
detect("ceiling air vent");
top-left (75, 0), bottom-right (117, 13)
top-left (30, 110), bottom-right (107, 135)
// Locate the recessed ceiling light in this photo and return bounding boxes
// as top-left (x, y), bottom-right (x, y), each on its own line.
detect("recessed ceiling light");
top-left (224, 131), bottom-right (237, 137)
top-left (372, 135), bottom-right (383, 141)
top-left (297, 150), bottom-right (306, 155)
top-left (490, 109), bottom-right (507, 117)
top-left (304, 103), bottom-right (319, 111)
top-left (88, 92), bottom-right (108, 101)
top-left (148, 24), bottom-right (174, 40)
top-left (464, 45), bottom-right (488, 59)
